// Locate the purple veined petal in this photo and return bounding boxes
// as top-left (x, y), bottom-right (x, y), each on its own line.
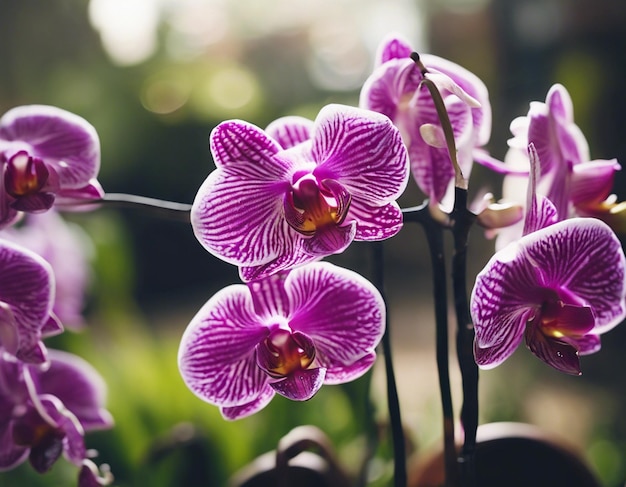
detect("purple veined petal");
top-left (0, 422), bottom-right (29, 471)
top-left (473, 328), bottom-right (526, 370)
top-left (408, 136), bottom-right (455, 202)
top-left (523, 143), bottom-right (558, 236)
top-left (247, 271), bottom-right (290, 319)
top-left (571, 158), bottom-right (621, 206)
top-left (323, 352), bottom-right (376, 384)
top-left (312, 105), bottom-right (409, 205)
top-left (41, 314), bottom-right (63, 338)
top-left (420, 53), bottom-right (492, 146)
top-left (524, 324), bottom-right (581, 375)
top-left (10, 192), bottom-right (55, 213)
top-left (209, 120), bottom-right (286, 173)
top-left (55, 179), bottom-right (105, 206)
top-left (0, 105), bottom-right (100, 189)
top-left (220, 384), bottom-right (275, 420)
top-left (178, 285), bottom-right (271, 408)
top-left (359, 58), bottom-right (422, 123)
top-left (238, 238), bottom-right (316, 283)
top-left (375, 34), bottom-right (413, 65)
top-left (266, 116), bottom-right (314, 150)
top-left (1, 210), bottom-right (92, 330)
top-left (33, 350), bottom-right (113, 431)
top-left (351, 201), bottom-right (403, 241)
top-left (471, 245), bottom-right (544, 350)
top-left (0, 239), bottom-right (54, 364)
top-left (522, 218), bottom-right (626, 333)
top-left (269, 367), bottom-right (326, 401)
top-left (302, 221), bottom-right (356, 257)
top-left (285, 262), bottom-right (385, 379)
top-left (191, 163), bottom-right (295, 268)
top-left (571, 333), bottom-right (601, 356)
top-left (0, 303), bottom-right (19, 356)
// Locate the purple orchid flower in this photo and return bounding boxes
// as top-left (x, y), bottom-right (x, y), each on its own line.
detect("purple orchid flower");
top-left (471, 145), bottom-right (626, 375)
top-left (0, 105), bottom-right (103, 229)
top-left (1, 211), bottom-right (92, 329)
top-left (0, 238), bottom-right (60, 365)
top-left (191, 104), bottom-right (409, 281)
top-left (178, 262), bottom-right (385, 420)
top-left (359, 34), bottom-right (491, 207)
top-left (495, 84), bottom-right (622, 248)
top-left (0, 349), bottom-right (113, 477)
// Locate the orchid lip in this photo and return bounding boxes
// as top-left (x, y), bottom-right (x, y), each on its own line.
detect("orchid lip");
top-left (255, 328), bottom-right (316, 378)
top-left (5, 151), bottom-right (49, 198)
top-left (284, 175), bottom-right (351, 236)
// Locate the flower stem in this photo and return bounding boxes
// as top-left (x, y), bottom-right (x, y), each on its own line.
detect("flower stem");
top-left (406, 204), bottom-right (458, 487)
top-left (371, 241), bottom-right (406, 487)
top-left (57, 193), bottom-right (193, 221)
top-left (450, 187), bottom-right (478, 487)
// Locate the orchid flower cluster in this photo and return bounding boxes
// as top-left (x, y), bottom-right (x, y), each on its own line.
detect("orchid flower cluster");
top-left (1, 32), bottom-right (625, 487)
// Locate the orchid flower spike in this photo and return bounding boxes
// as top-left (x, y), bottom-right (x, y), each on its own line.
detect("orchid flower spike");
top-left (0, 350), bottom-right (113, 477)
top-left (471, 146), bottom-right (626, 374)
top-left (359, 34), bottom-right (491, 208)
top-left (191, 104), bottom-right (409, 281)
top-left (0, 105), bottom-right (103, 229)
top-left (178, 262), bottom-right (385, 420)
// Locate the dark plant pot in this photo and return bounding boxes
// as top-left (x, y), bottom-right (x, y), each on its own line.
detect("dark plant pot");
top-left (409, 422), bottom-right (601, 487)
top-left (229, 425), bottom-right (351, 487)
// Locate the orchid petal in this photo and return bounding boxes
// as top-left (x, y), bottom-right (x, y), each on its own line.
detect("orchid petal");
top-left (238, 242), bottom-right (316, 283)
top-left (191, 121), bottom-right (315, 271)
top-left (323, 352), bottom-right (377, 384)
top-left (0, 240), bottom-right (54, 364)
top-left (220, 385), bottom-right (275, 420)
top-left (473, 327), bottom-right (526, 370)
top-left (351, 201), bottom-right (403, 241)
top-left (359, 59), bottom-right (422, 121)
top-left (78, 459), bottom-right (114, 487)
top-left (178, 285), bottom-right (270, 408)
top-left (247, 271), bottom-right (290, 319)
top-left (523, 143), bottom-right (558, 235)
top-left (312, 104), bottom-right (409, 204)
top-left (376, 34), bottom-right (413, 65)
top-left (269, 367), bottom-right (326, 401)
top-left (266, 116), bottom-right (314, 149)
top-left (285, 263), bottom-right (385, 378)
top-left (35, 350), bottom-right (113, 431)
top-left (302, 222), bottom-right (356, 256)
top-left (524, 219), bottom-right (626, 333)
top-left (524, 325), bottom-right (581, 375)
top-left (572, 334), bottom-right (601, 355)
top-left (0, 105), bottom-right (100, 188)
top-left (571, 159), bottom-right (620, 206)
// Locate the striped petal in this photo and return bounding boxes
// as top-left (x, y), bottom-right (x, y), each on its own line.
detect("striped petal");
top-left (522, 218), bottom-right (626, 333)
top-left (351, 201), bottom-right (403, 241)
top-left (311, 104), bottom-right (409, 205)
top-left (0, 240), bottom-right (54, 365)
top-left (0, 105), bottom-right (100, 189)
top-left (285, 263), bottom-right (385, 382)
top-left (266, 116), bottom-right (314, 149)
top-left (220, 385), bottom-right (275, 420)
top-left (178, 285), bottom-right (270, 408)
top-left (191, 121), bottom-right (296, 268)
top-left (33, 350), bottom-right (113, 431)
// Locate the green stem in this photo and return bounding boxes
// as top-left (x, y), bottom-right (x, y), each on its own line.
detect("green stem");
top-left (371, 241), bottom-right (406, 487)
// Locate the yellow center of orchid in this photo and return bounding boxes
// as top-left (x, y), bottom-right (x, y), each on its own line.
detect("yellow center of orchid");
top-left (257, 328), bottom-right (316, 378)
top-left (287, 175), bottom-right (343, 235)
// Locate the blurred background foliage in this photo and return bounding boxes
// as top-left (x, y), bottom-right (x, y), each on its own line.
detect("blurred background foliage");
top-left (1, 0), bottom-right (626, 486)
